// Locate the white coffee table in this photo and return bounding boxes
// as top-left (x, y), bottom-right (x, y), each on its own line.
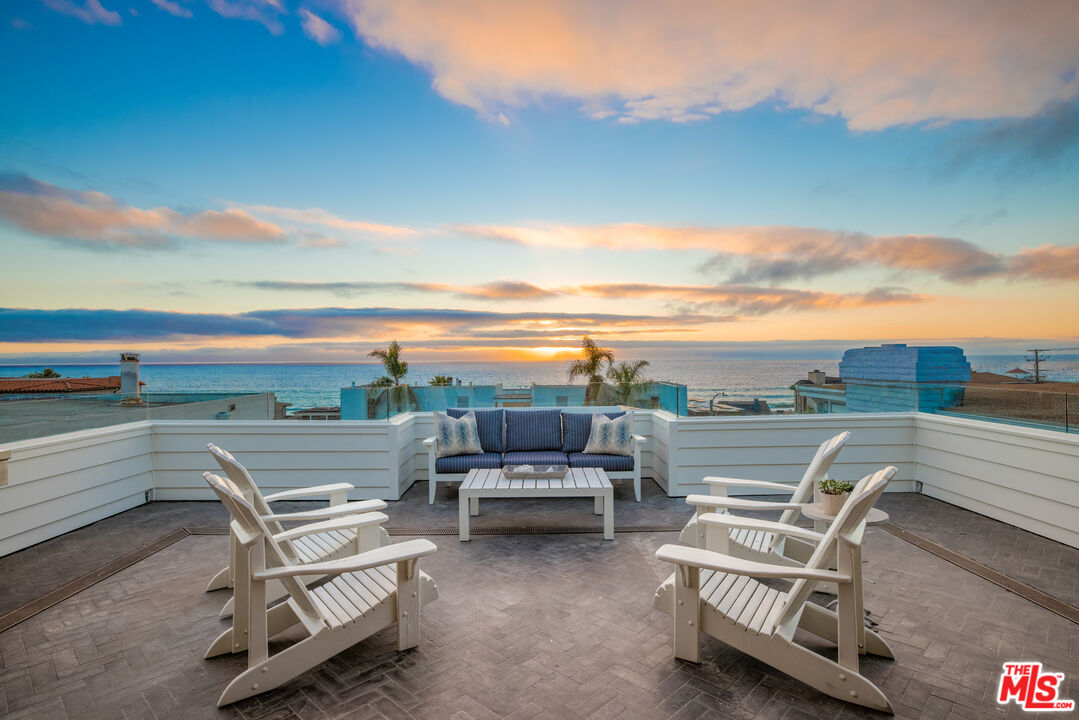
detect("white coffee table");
top-left (458, 467), bottom-right (614, 541)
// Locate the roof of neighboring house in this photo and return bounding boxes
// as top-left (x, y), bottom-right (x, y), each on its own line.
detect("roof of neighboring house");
top-left (0, 376), bottom-right (130, 394)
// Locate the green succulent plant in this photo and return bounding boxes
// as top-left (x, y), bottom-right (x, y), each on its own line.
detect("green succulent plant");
top-left (818, 477), bottom-right (855, 496)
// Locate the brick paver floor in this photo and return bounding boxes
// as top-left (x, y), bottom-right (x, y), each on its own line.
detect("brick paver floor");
top-left (1, 481), bottom-right (1076, 719)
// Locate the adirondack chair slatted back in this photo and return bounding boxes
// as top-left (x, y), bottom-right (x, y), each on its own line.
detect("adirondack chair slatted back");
top-left (207, 443), bottom-right (301, 554)
top-left (777, 431), bottom-right (850, 527)
top-left (770, 465), bottom-right (895, 632)
top-left (203, 471), bottom-right (324, 624)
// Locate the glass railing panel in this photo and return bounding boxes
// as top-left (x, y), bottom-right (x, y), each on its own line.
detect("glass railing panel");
top-left (935, 386), bottom-right (1073, 432)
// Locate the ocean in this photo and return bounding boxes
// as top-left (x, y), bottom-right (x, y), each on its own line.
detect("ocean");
top-left (3, 354), bottom-right (1077, 411)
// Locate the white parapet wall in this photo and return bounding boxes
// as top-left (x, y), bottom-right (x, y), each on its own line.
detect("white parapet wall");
top-left (914, 413), bottom-right (1079, 548)
top-left (652, 411), bottom-right (917, 496)
top-left (150, 420), bottom-right (407, 501)
top-left (0, 422), bottom-right (154, 557)
top-left (0, 409), bottom-right (1076, 557)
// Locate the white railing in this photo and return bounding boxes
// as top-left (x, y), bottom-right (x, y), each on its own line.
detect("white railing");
top-left (1, 410), bottom-right (1076, 556)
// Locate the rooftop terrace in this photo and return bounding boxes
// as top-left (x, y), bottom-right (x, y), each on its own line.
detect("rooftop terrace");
top-left (0, 409), bottom-right (1076, 719)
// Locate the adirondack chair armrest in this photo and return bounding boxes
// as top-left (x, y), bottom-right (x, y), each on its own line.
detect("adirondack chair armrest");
top-left (697, 513), bottom-right (825, 544)
top-left (263, 483), bottom-right (355, 502)
top-left (684, 494), bottom-right (804, 512)
top-left (702, 477), bottom-right (799, 493)
top-left (655, 544), bottom-right (850, 583)
top-left (272, 512), bottom-right (388, 543)
top-left (262, 498), bottom-right (388, 522)
top-left (253, 539), bottom-right (438, 580)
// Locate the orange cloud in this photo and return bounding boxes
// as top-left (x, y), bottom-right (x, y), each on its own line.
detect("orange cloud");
top-left (345, 0), bottom-right (1079, 129)
top-left (1006, 244), bottom-right (1079, 281)
top-left (570, 283), bottom-right (926, 315)
top-left (237, 204), bottom-right (418, 236)
top-left (0, 177), bottom-right (284, 248)
top-left (455, 222), bottom-right (1079, 284)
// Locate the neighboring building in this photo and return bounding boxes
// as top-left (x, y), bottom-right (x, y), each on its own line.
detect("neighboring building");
top-left (0, 355), bottom-right (278, 443)
top-left (289, 406), bottom-right (341, 420)
top-left (0, 376), bottom-right (142, 398)
top-left (340, 380), bottom-right (688, 419)
top-left (791, 370), bottom-right (846, 413)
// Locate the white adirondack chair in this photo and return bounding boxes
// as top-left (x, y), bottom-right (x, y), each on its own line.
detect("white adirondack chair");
top-left (206, 443), bottom-right (390, 615)
top-left (653, 466), bottom-right (896, 712)
top-left (678, 431), bottom-right (850, 568)
top-left (202, 471), bottom-right (439, 706)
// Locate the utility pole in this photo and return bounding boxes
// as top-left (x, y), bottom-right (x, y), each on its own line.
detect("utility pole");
top-left (1025, 349), bottom-right (1051, 384)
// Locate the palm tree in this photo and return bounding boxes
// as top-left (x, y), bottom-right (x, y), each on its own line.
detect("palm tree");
top-left (367, 340), bottom-right (408, 386)
top-left (429, 375), bottom-right (453, 386)
top-left (607, 359), bottom-right (651, 405)
top-left (567, 336), bottom-right (615, 402)
top-left (369, 376), bottom-right (394, 388)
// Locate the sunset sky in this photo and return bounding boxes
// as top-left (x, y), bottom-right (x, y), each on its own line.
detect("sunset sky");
top-left (1, 1), bottom-right (1077, 363)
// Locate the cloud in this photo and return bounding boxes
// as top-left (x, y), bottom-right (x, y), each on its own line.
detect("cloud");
top-left (41, 0), bottom-right (121, 25)
top-left (0, 173), bottom-right (285, 248)
top-left (230, 279), bottom-right (558, 300)
top-left (455, 222), bottom-right (1079, 283)
top-left (946, 100), bottom-right (1079, 171)
top-left (229, 278), bottom-right (925, 314)
top-left (1006, 245), bottom-right (1079, 281)
top-left (569, 283), bottom-right (926, 316)
top-left (150, 0), bottom-right (192, 18)
top-left (205, 0), bottom-right (284, 34)
top-left (299, 7), bottom-right (341, 45)
top-left (10, 18), bottom-right (32, 30)
top-left (237, 204), bottom-right (418, 236)
top-left (0, 306), bottom-right (723, 343)
top-left (343, 0), bottom-right (1079, 130)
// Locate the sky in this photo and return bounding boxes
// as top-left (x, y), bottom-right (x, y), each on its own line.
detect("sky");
top-left (1, 0), bottom-right (1078, 364)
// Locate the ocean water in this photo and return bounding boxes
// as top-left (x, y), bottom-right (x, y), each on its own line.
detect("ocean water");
top-left (3, 354), bottom-right (1076, 411)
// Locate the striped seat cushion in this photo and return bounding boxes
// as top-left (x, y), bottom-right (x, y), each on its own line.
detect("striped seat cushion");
top-left (567, 452), bottom-right (633, 472)
top-left (502, 451), bottom-right (569, 466)
top-left (435, 452), bottom-right (503, 474)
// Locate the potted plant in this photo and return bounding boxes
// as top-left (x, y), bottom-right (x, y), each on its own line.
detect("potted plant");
top-left (818, 477), bottom-right (855, 515)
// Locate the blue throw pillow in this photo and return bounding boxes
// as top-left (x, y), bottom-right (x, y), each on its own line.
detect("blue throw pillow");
top-left (505, 409), bottom-right (563, 452)
top-left (447, 407), bottom-right (504, 453)
top-left (583, 413), bottom-right (634, 456)
top-left (433, 411), bottom-right (483, 458)
top-left (561, 411), bottom-right (626, 453)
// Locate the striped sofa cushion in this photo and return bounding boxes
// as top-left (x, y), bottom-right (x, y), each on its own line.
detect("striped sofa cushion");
top-left (505, 409), bottom-right (563, 452)
top-left (503, 451), bottom-right (569, 467)
top-left (567, 452), bottom-right (634, 472)
top-left (434, 452), bottom-right (503, 474)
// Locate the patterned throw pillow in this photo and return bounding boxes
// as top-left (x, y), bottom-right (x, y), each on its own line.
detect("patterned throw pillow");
top-left (583, 413), bottom-right (634, 456)
top-left (434, 411), bottom-right (483, 458)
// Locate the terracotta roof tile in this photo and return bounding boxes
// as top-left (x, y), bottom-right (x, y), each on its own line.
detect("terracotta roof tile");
top-left (0, 376), bottom-right (123, 394)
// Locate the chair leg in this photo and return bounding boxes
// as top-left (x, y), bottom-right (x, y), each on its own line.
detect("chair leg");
top-left (397, 560), bottom-right (421, 650)
top-left (429, 477), bottom-right (436, 504)
top-left (672, 563), bottom-right (700, 663)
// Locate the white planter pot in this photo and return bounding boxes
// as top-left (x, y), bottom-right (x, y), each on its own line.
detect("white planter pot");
top-left (820, 491), bottom-right (850, 515)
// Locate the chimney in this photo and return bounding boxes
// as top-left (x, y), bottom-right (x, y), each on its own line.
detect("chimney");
top-left (808, 369), bottom-right (826, 385)
top-left (120, 352), bottom-right (141, 399)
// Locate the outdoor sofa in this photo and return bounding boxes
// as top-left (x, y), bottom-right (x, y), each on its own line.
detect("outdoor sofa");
top-left (423, 408), bottom-right (645, 503)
